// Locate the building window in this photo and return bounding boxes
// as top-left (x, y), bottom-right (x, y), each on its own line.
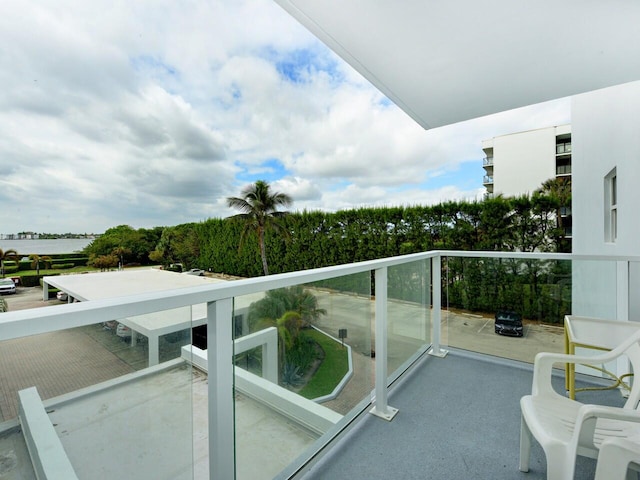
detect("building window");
top-left (604, 168), bottom-right (617, 243)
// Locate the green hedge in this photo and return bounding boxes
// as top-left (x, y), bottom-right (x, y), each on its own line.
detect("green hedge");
top-left (51, 263), bottom-right (74, 270)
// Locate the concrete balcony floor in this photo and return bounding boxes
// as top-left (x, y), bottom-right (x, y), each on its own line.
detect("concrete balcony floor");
top-left (300, 349), bottom-right (626, 480)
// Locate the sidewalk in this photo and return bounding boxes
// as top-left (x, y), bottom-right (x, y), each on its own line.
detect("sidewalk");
top-left (0, 287), bottom-right (144, 421)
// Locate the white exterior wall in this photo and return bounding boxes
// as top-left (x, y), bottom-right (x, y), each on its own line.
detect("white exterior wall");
top-left (572, 81), bottom-right (640, 321)
top-left (487, 126), bottom-right (567, 197)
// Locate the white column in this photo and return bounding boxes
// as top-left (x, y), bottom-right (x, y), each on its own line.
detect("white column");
top-left (208, 298), bottom-right (235, 480)
top-left (148, 334), bottom-right (159, 366)
top-left (262, 327), bottom-right (278, 384)
top-left (43, 280), bottom-right (48, 301)
top-left (429, 254), bottom-right (448, 358)
top-left (370, 267), bottom-right (398, 421)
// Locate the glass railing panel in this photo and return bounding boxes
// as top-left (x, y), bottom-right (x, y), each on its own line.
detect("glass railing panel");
top-left (386, 259), bottom-right (431, 376)
top-left (0, 312), bottom-right (195, 480)
top-left (232, 272), bottom-right (372, 480)
top-left (442, 256), bottom-right (575, 363)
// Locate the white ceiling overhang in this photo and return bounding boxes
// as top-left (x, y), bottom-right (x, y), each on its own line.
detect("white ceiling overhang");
top-left (274, 0), bottom-right (640, 129)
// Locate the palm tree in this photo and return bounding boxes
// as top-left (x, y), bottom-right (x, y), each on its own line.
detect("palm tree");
top-left (247, 286), bottom-right (327, 332)
top-left (29, 254), bottom-right (41, 275)
top-left (0, 249), bottom-right (19, 278)
top-left (226, 180), bottom-right (293, 275)
top-left (536, 177), bottom-right (572, 251)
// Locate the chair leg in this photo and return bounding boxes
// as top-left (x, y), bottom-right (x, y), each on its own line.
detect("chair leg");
top-left (543, 444), bottom-right (575, 480)
top-left (519, 415), bottom-right (532, 472)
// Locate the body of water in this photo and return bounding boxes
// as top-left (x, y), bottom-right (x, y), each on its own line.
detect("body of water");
top-left (0, 238), bottom-right (93, 255)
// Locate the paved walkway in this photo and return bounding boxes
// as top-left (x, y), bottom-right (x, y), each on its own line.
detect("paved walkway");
top-left (0, 287), bottom-right (142, 421)
top-left (0, 329), bottom-right (134, 421)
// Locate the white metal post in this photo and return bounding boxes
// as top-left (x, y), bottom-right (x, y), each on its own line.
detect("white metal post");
top-left (370, 267), bottom-right (398, 421)
top-left (429, 254), bottom-right (448, 358)
top-left (208, 298), bottom-right (235, 480)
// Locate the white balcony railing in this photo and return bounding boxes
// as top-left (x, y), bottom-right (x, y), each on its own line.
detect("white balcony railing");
top-left (2, 250), bottom-right (639, 479)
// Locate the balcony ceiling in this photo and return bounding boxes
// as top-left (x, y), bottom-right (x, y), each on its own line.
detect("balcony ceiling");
top-left (274, 0), bottom-right (640, 129)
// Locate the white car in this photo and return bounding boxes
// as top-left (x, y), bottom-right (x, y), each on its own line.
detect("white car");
top-left (182, 268), bottom-right (205, 276)
top-left (0, 278), bottom-right (16, 295)
top-left (56, 291), bottom-right (68, 301)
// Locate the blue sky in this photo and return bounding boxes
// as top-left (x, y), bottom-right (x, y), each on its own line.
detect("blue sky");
top-left (0, 0), bottom-right (570, 234)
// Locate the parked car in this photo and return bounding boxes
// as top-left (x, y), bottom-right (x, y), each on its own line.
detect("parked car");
top-left (57, 291), bottom-right (68, 301)
top-left (182, 268), bottom-right (205, 276)
top-left (116, 323), bottom-right (132, 338)
top-left (494, 310), bottom-right (523, 337)
top-left (0, 278), bottom-right (16, 295)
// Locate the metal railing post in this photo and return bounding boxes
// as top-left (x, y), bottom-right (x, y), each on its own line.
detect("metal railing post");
top-left (208, 298), bottom-right (235, 480)
top-left (370, 267), bottom-right (398, 421)
top-left (429, 254), bottom-right (448, 358)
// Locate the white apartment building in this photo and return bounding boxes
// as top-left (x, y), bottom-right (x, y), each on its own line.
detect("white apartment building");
top-left (482, 124), bottom-right (572, 197)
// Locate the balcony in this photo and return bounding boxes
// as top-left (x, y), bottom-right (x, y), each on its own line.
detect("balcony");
top-left (483, 175), bottom-right (494, 185)
top-left (483, 156), bottom-right (494, 166)
top-left (0, 252), bottom-right (634, 479)
top-left (556, 142), bottom-right (572, 154)
top-left (556, 164), bottom-right (572, 176)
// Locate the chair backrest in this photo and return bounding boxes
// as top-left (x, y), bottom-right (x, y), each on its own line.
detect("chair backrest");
top-left (623, 333), bottom-right (640, 409)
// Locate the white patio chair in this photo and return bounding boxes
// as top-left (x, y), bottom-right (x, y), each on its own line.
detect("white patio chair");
top-left (519, 327), bottom-right (640, 480)
top-left (595, 437), bottom-right (640, 480)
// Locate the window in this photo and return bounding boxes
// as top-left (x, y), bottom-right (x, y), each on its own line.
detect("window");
top-left (604, 168), bottom-right (617, 243)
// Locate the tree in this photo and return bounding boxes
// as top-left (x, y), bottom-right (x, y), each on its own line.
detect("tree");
top-left (226, 180), bottom-right (293, 275)
top-left (0, 249), bottom-right (19, 278)
top-left (247, 286), bottom-right (326, 332)
top-left (29, 254), bottom-right (41, 275)
top-left (536, 177), bottom-right (572, 252)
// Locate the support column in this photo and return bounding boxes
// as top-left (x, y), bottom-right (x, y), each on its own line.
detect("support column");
top-left (262, 327), bottom-right (279, 384)
top-left (429, 255), bottom-right (448, 358)
top-left (148, 334), bottom-right (159, 367)
top-left (370, 267), bottom-right (398, 421)
top-left (208, 298), bottom-right (235, 480)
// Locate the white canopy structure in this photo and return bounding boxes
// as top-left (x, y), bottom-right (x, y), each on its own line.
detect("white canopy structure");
top-left (44, 269), bottom-right (225, 366)
top-left (274, 0), bottom-right (640, 129)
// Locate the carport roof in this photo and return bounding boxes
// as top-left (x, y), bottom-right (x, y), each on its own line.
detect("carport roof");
top-left (44, 268), bottom-right (224, 302)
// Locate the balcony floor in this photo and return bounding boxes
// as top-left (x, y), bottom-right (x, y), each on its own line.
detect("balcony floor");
top-left (300, 349), bottom-right (626, 480)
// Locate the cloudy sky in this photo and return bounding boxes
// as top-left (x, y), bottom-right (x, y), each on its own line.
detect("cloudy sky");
top-left (0, 0), bottom-right (571, 235)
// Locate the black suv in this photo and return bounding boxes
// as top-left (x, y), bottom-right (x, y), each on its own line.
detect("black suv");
top-left (494, 310), bottom-right (523, 337)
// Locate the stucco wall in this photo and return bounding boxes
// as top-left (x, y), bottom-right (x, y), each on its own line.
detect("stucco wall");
top-left (571, 80), bottom-right (640, 320)
top-left (492, 127), bottom-right (558, 197)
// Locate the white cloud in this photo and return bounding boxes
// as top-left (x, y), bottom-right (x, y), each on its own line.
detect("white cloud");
top-left (0, 0), bottom-right (571, 235)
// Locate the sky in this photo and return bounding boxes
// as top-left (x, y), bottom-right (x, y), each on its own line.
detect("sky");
top-left (0, 0), bottom-right (571, 235)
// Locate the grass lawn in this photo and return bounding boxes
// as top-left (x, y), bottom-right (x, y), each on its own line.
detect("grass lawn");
top-left (298, 328), bottom-right (349, 399)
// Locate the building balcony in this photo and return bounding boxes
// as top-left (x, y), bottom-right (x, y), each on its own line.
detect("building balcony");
top-left (556, 164), bottom-right (572, 176)
top-left (483, 175), bottom-right (494, 185)
top-left (483, 156), bottom-right (494, 166)
top-left (0, 252), bottom-right (634, 479)
top-left (556, 142), bottom-right (572, 154)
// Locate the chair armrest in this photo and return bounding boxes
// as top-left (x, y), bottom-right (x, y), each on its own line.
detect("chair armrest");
top-left (577, 404), bottom-right (640, 423)
top-left (531, 330), bottom-right (640, 397)
top-left (573, 404), bottom-right (640, 449)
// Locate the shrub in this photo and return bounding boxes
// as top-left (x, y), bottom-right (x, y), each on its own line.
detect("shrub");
top-left (18, 260), bottom-right (32, 271)
top-left (51, 263), bottom-right (74, 269)
top-left (22, 275), bottom-right (43, 287)
top-left (2, 265), bottom-right (19, 274)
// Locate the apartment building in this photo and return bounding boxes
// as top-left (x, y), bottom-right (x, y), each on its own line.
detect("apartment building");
top-left (482, 124), bottom-right (572, 197)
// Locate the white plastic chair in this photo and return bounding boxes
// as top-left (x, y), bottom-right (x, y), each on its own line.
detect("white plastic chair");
top-left (519, 327), bottom-right (640, 480)
top-left (595, 437), bottom-right (640, 480)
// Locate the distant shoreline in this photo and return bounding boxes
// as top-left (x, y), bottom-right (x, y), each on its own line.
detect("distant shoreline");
top-left (0, 238), bottom-right (93, 255)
